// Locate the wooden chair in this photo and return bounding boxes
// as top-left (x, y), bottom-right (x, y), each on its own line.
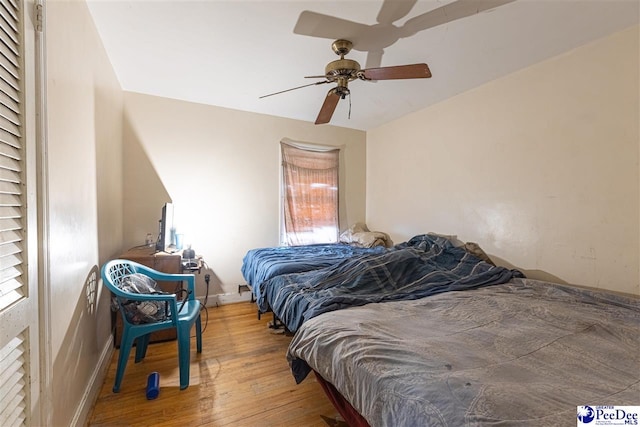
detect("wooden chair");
top-left (101, 259), bottom-right (202, 392)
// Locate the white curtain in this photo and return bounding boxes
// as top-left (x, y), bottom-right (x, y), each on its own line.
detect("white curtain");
top-left (281, 140), bottom-right (339, 246)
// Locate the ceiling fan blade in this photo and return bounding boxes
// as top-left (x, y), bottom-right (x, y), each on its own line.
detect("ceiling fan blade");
top-left (402, 0), bottom-right (516, 37)
top-left (294, 10), bottom-right (369, 42)
top-left (376, 0), bottom-right (418, 25)
top-left (315, 89), bottom-right (341, 125)
top-left (259, 80), bottom-right (330, 99)
top-left (361, 63), bottom-right (431, 80)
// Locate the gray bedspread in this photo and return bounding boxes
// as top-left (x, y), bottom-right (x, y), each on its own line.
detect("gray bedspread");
top-left (287, 279), bottom-right (640, 426)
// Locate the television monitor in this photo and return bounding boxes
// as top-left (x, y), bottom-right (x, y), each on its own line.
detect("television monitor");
top-left (155, 202), bottom-right (174, 252)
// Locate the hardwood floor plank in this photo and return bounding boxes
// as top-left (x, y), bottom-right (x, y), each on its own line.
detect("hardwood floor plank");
top-left (87, 302), bottom-right (341, 427)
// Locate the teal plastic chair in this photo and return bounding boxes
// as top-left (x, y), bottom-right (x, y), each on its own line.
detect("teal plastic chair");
top-left (101, 259), bottom-right (203, 392)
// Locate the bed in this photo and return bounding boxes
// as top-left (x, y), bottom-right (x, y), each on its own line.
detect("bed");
top-left (287, 278), bottom-right (640, 426)
top-left (260, 234), bottom-right (522, 332)
top-left (241, 243), bottom-right (387, 311)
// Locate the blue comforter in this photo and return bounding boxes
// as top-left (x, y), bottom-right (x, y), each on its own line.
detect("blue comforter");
top-left (264, 236), bottom-right (524, 332)
top-left (241, 243), bottom-right (387, 306)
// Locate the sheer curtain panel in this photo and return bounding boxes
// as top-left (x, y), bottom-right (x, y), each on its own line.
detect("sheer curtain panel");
top-left (281, 141), bottom-right (339, 246)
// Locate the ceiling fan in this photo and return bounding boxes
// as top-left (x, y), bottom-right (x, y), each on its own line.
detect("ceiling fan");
top-left (260, 39), bottom-right (431, 125)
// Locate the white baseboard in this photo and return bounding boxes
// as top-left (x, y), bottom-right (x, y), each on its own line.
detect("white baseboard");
top-left (71, 336), bottom-right (114, 427)
top-left (202, 291), bottom-right (253, 307)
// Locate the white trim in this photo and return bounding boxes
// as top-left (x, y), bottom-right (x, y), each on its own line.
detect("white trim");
top-left (204, 292), bottom-right (252, 306)
top-left (34, 0), bottom-right (53, 424)
top-left (70, 338), bottom-right (114, 427)
top-left (278, 144), bottom-right (284, 245)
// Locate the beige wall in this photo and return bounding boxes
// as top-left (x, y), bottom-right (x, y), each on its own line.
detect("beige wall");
top-left (45, 1), bottom-right (123, 425)
top-left (123, 92), bottom-right (366, 300)
top-left (367, 26), bottom-right (639, 296)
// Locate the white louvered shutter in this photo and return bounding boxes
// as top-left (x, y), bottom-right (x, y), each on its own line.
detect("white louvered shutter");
top-left (0, 335), bottom-right (28, 426)
top-left (0, 0), bottom-right (40, 425)
top-left (0, 0), bottom-right (24, 311)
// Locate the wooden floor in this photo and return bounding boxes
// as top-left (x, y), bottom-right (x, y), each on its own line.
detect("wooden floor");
top-left (88, 302), bottom-right (342, 427)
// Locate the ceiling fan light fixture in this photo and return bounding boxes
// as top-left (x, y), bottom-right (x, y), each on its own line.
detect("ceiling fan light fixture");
top-left (336, 86), bottom-right (350, 99)
top-left (325, 58), bottom-right (361, 78)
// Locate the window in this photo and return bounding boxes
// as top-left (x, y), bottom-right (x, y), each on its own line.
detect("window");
top-left (280, 140), bottom-right (339, 246)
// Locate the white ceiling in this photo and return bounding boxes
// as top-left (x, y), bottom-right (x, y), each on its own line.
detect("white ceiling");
top-left (85, 0), bottom-right (638, 131)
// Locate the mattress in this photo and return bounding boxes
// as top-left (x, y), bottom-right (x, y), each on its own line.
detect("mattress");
top-left (287, 278), bottom-right (640, 426)
top-left (240, 243), bottom-right (386, 309)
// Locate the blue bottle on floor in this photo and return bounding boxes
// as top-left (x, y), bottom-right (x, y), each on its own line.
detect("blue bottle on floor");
top-left (146, 372), bottom-right (160, 400)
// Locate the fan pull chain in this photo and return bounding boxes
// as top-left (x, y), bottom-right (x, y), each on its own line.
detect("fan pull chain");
top-left (348, 92), bottom-right (351, 120)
